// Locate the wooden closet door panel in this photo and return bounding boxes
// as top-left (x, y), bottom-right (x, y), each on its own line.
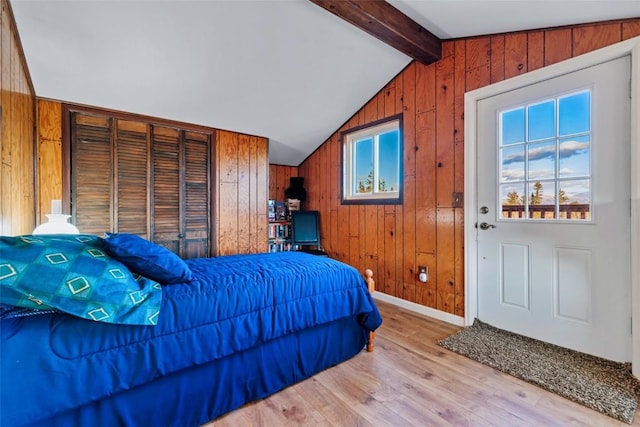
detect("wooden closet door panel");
top-left (69, 108), bottom-right (213, 257)
top-left (151, 126), bottom-right (181, 254)
top-left (183, 131), bottom-right (211, 258)
top-left (115, 120), bottom-right (149, 236)
top-left (71, 113), bottom-right (112, 235)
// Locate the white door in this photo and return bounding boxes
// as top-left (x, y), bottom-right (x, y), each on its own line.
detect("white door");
top-left (476, 56), bottom-right (631, 362)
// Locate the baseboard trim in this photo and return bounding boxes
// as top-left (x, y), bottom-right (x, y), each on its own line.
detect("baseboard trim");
top-left (373, 291), bottom-right (465, 327)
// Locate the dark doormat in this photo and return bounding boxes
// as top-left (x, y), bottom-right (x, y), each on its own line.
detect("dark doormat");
top-left (439, 319), bottom-right (640, 424)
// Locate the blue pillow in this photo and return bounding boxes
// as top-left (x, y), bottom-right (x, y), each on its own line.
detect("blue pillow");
top-left (104, 233), bottom-right (192, 284)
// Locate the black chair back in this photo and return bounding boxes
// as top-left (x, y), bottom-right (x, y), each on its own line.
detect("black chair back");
top-left (290, 210), bottom-right (327, 256)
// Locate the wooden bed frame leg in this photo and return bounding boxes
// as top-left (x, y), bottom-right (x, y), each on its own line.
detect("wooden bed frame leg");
top-left (363, 269), bottom-right (376, 352)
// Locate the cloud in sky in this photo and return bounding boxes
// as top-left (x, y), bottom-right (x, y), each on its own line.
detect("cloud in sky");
top-left (502, 167), bottom-right (581, 182)
top-left (559, 167), bottom-right (575, 175)
top-left (501, 168), bottom-right (524, 181)
top-left (502, 140), bottom-right (588, 166)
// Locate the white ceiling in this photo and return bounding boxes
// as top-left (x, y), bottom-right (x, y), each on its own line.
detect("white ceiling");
top-left (11, 0), bottom-right (640, 166)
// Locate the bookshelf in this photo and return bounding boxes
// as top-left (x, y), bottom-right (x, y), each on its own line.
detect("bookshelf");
top-left (268, 200), bottom-right (291, 252)
top-left (268, 221), bottom-right (291, 252)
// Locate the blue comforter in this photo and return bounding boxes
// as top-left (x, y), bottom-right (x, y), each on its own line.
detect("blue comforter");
top-left (1, 251), bottom-right (381, 426)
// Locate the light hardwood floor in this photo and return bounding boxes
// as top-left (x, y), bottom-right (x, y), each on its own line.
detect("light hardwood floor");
top-left (208, 300), bottom-right (640, 426)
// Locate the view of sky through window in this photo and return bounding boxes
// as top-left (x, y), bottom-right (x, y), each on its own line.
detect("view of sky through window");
top-left (377, 130), bottom-right (400, 191)
top-left (499, 90), bottom-right (591, 220)
top-left (354, 130), bottom-right (400, 194)
top-left (355, 137), bottom-right (373, 193)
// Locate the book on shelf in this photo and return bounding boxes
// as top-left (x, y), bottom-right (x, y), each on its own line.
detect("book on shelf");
top-left (268, 199), bottom-right (276, 222)
top-left (268, 241), bottom-right (292, 253)
top-left (268, 223), bottom-right (290, 239)
top-left (274, 201), bottom-right (287, 221)
top-left (268, 199), bottom-right (292, 221)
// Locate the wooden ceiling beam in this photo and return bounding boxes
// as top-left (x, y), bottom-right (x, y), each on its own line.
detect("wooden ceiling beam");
top-left (309, 0), bottom-right (441, 65)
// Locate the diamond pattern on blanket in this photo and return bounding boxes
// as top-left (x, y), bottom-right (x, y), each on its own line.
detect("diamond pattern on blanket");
top-left (0, 235), bottom-right (161, 325)
top-left (66, 277), bottom-right (91, 295)
top-left (0, 264), bottom-right (17, 280)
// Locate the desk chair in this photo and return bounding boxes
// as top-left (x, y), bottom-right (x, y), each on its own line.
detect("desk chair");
top-left (290, 210), bottom-right (328, 256)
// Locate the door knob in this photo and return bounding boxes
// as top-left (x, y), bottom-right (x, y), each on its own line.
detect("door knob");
top-left (479, 222), bottom-right (496, 230)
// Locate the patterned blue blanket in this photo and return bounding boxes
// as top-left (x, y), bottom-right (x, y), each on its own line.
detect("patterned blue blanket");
top-left (0, 234), bottom-right (161, 325)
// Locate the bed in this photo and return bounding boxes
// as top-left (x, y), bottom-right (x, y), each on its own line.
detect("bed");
top-left (0, 233), bottom-right (382, 427)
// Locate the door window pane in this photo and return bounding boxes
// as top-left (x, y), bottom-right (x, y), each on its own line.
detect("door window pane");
top-left (527, 181), bottom-right (556, 219)
top-left (528, 100), bottom-right (555, 141)
top-left (500, 183), bottom-right (525, 219)
top-left (559, 135), bottom-right (590, 178)
top-left (559, 91), bottom-right (590, 136)
top-left (558, 179), bottom-right (591, 220)
top-left (528, 141), bottom-right (556, 181)
top-left (501, 107), bottom-right (525, 145)
top-left (501, 144), bottom-right (525, 182)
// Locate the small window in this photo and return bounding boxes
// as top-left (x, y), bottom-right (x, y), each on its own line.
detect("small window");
top-left (341, 115), bottom-right (403, 204)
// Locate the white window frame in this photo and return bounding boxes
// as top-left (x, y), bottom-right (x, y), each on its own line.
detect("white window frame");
top-left (341, 115), bottom-right (402, 204)
top-left (498, 89), bottom-right (592, 222)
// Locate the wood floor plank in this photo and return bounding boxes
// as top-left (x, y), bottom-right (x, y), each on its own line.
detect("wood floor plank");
top-left (208, 300), bottom-right (640, 426)
top-left (371, 332), bottom-right (534, 426)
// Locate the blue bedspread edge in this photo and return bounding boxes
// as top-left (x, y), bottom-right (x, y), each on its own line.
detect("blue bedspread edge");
top-left (1, 251), bottom-right (382, 427)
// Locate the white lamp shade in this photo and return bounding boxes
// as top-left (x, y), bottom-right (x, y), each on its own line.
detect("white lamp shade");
top-left (33, 214), bottom-right (80, 235)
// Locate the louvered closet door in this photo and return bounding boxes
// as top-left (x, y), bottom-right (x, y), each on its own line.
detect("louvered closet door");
top-left (151, 126), bottom-right (182, 254)
top-left (183, 131), bottom-right (210, 258)
top-left (151, 127), bottom-right (211, 258)
top-left (71, 113), bottom-right (113, 235)
top-left (115, 120), bottom-right (149, 236)
top-left (71, 111), bottom-right (211, 259)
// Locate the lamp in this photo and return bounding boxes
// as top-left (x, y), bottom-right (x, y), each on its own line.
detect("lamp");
top-left (32, 200), bottom-right (80, 235)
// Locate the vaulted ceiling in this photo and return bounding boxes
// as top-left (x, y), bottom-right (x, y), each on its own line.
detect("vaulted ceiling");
top-left (11, 0), bottom-right (640, 166)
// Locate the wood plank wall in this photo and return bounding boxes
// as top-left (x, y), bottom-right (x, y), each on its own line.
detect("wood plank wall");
top-left (37, 99), bottom-right (62, 225)
top-left (216, 130), bottom-right (269, 255)
top-left (0, 0), bottom-right (36, 235)
top-left (268, 164), bottom-right (298, 202)
top-left (296, 19), bottom-right (640, 317)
